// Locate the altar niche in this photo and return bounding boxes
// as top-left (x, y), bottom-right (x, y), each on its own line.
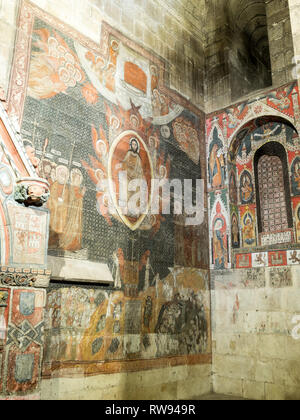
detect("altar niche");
top-left (254, 141), bottom-right (293, 239)
top-left (228, 117), bottom-right (299, 253)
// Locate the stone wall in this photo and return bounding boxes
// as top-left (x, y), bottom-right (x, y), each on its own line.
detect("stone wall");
top-left (289, 0), bottom-right (300, 83)
top-left (212, 266), bottom-right (300, 400)
top-left (41, 363), bottom-right (212, 400)
top-left (267, 0), bottom-right (295, 87)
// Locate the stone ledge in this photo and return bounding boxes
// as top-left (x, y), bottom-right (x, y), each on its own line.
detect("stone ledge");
top-left (48, 256), bottom-right (114, 284)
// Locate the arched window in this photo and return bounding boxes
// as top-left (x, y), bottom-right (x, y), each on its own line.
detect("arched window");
top-left (257, 155), bottom-right (287, 233)
top-left (254, 142), bottom-right (293, 237)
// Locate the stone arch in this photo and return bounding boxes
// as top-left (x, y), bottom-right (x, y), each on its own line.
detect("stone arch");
top-left (228, 114), bottom-right (299, 249)
top-left (228, 112), bottom-right (297, 155)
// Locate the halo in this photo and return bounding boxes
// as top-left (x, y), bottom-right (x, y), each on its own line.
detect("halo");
top-left (71, 167), bottom-right (82, 179)
top-left (243, 212), bottom-right (253, 225)
top-left (214, 217), bottom-right (224, 230)
top-left (130, 137), bottom-right (140, 153)
top-left (56, 165), bottom-right (69, 179)
top-left (23, 138), bottom-right (34, 148)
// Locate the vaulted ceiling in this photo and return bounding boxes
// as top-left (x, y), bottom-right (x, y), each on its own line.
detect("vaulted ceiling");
top-left (226, 0), bottom-right (270, 66)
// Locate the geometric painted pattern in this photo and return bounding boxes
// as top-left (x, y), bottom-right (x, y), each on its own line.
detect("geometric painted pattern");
top-left (6, 321), bottom-right (43, 352)
top-left (235, 249), bottom-right (300, 269)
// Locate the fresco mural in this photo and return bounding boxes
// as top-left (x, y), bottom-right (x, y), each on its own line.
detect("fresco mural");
top-left (7, 1), bottom-right (208, 290)
top-left (231, 210), bottom-right (240, 249)
top-left (174, 220), bottom-right (209, 269)
top-left (206, 82), bottom-right (300, 269)
top-left (291, 156), bottom-right (300, 196)
top-left (229, 170), bottom-right (238, 204)
top-left (293, 198), bottom-right (300, 243)
top-left (240, 206), bottom-right (257, 248)
top-left (4, 0), bottom-right (300, 402)
top-left (43, 267), bottom-right (211, 373)
top-left (2, 1), bottom-right (211, 383)
top-left (172, 117), bottom-right (200, 164)
top-left (208, 126), bottom-right (226, 190)
top-left (0, 288), bottom-right (46, 396)
top-left (239, 170), bottom-right (254, 205)
top-left (210, 192), bottom-right (229, 269)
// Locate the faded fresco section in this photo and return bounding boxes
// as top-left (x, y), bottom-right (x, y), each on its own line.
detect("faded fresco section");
top-left (4, 1), bottom-right (211, 394)
top-left (43, 268), bottom-right (211, 377)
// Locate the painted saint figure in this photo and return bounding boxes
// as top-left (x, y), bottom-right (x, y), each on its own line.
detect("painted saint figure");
top-left (295, 163), bottom-right (300, 188)
top-left (231, 213), bottom-right (240, 248)
top-left (0, 311), bottom-right (6, 342)
top-left (122, 138), bottom-right (144, 180)
top-left (291, 158), bottom-right (300, 196)
top-left (209, 144), bottom-right (225, 188)
top-left (48, 165), bottom-right (70, 248)
top-left (59, 169), bottom-right (86, 251)
top-left (229, 171), bottom-right (238, 204)
top-left (23, 139), bottom-right (40, 175)
top-left (139, 250), bottom-right (154, 291)
top-left (208, 128), bottom-right (226, 189)
top-left (121, 137), bottom-right (146, 216)
top-left (213, 218), bottom-right (226, 269)
top-left (112, 248), bottom-right (124, 289)
top-left (39, 158), bottom-right (56, 184)
top-left (297, 206), bottom-right (300, 243)
top-left (240, 172), bottom-right (254, 204)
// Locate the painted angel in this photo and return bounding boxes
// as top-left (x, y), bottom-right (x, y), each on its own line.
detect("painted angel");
top-left (84, 39), bottom-right (119, 93)
top-left (267, 85), bottom-right (294, 110)
top-left (112, 248), bottom-right (125, 288)
top-left (28, 28), bottom-right (85, 100)
top-left (226, 103), bottom-right (249, 129)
